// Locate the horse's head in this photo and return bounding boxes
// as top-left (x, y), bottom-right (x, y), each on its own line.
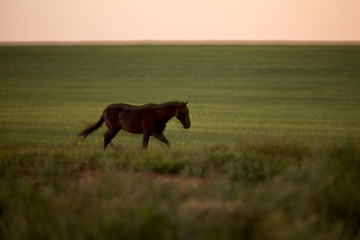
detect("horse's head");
top-left (175, 101), bottom-right (191, 129)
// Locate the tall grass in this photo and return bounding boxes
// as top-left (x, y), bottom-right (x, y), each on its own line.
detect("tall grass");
top-left (1, 138), bottom-right (359, 240)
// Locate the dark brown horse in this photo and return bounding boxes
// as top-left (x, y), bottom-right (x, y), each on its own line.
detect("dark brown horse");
top-left (78, 101), bottom-right (191, 149)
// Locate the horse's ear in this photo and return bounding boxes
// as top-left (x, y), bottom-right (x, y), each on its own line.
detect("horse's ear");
top-left (185, 100), bottom-right (188, 105)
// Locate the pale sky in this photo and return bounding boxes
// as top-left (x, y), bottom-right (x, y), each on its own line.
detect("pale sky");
top-left (1, 0), bottom-right (360, 42)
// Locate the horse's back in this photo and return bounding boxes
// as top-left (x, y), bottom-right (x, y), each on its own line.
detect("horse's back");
top-left (105, 103), bottom-right (134, 111)
top-left (103, 103), bottom-right (151, 133)
top-left (103, 103), bottom-right (146, 121)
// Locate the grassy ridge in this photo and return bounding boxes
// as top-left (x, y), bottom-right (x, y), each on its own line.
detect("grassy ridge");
top-left (1, 140), bottom-right (359, 239)
top-left (0, 45), bottom-right (359, 146)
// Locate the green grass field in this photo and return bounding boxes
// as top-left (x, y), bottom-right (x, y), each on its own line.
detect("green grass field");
top-left (0, 44), bottom-right (360, 239)
top-left (1, 45), bottom-right (359, 147)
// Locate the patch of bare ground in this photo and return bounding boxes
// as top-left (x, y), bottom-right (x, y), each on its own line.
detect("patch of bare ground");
top-left (70, 164), bottom-right (212, 192)
top-left (70, 164), bottom-right (103, 185)
top-left (144, 173), bottom-right (248, 214)
top-left (145, 172), bottom-right (211, 191)
top-left (180, 199), bottom-right (247, 215)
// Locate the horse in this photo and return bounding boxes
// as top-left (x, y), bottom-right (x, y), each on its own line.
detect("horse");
top-left (78, 101), bottom-right (191, 149)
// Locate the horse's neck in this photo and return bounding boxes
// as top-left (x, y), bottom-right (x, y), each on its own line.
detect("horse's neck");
top-left (156, 106), bottom-right (176, 123)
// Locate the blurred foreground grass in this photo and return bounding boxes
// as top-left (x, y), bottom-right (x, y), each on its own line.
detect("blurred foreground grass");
top-left (1, 138), bottom-right (359, 240)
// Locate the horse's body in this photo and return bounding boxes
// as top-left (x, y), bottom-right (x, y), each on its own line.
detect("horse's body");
top-left (78, 101), bottom-right (190, 149)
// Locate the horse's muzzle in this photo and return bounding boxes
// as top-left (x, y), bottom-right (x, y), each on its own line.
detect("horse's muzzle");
top-left (180, 117), bottom-right (191, 129)
top-left (183, 121), bottom-right (191, 129)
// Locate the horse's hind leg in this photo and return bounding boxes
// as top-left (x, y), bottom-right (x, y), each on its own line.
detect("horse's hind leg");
top-left (103, 127), bottom-right (120, 150)
top-left (142, 132), bottom-right (150, 149)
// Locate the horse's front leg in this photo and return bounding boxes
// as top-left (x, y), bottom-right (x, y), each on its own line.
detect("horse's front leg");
top-left (142, 133), bottom-right (150, 149)
top-left (153, 133), bottom-right (170, 147)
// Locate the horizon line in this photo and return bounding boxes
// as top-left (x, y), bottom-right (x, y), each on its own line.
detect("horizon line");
top-left (1, 40), bottom-right (360, 46)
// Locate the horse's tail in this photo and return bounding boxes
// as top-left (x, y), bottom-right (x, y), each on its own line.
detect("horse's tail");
top-left (78, 115), bottom-right (104, 139)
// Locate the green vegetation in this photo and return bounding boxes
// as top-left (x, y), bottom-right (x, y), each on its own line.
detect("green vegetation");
top-left (1, 141), bottom-right (359, 239)
top-left (0, 45), bottom-right (359, 146)
top-left (0, 44), bottom-right (360, 239)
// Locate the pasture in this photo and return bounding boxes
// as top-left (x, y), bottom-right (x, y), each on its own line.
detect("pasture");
top-left (0, 44), bottom-right (360, 239)
top-left (0, 44), bottom-right (359, 146)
